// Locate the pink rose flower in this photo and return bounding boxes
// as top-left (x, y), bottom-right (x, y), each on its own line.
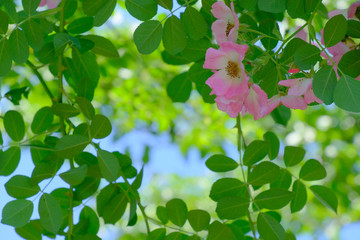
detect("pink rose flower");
top-left (211, 1), bottom-right (239, 44)
top-left (203, 41), bottom-right (249, 99)
top-left (348, 1), bottom-right (360, 19)
top-left (214, 94), bottom-right (246, 118)
top-left (278, 78), bottom-right (322, 104)
top-left (242, 84), bottom-right (268, 120)
top-left (40, 0), bottom-right (61, 9)
top-left (265, 94), bottom-right (308, 114)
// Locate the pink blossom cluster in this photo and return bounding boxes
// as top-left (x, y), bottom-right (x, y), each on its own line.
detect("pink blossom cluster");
top-left (39, 0), bottom-right (61, 9)
top-left (204, 2), bottom-right (322, 119)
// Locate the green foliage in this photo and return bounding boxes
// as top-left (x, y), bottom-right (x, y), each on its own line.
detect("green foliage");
top-left (166, 198), bottom-right (188, 227)
top-left (134, 20), bottom-right (163, 54)
top-left (299, 159), bottom-right (327, 181)
top-left (333, 74), bottom-right (360, 112)
top-left (243, 140), bottom-right (269, 166)
top-left (313, 66), bottom-right (337, 105)
top-left (1, 200), bottom-right (33, 228)
top-left (283, 146), bottom-right (305, 167)
top-left (323, 14), bottom-right (347, 47)
top-left (187, 209), bottom-right (210, 231)
top-left (163, 15), bottom-right (187, 55)
top-left (0, 0), bottom-right (352, 239)
top-left (205, 154), bottom-right (238, 172)
top-left (5, 175), bottom-right (40, 199)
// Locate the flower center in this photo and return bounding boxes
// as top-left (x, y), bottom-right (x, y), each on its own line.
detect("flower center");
top-left (226, 61), bottom-right (240, 78)
top-left (225, 22), bottom-right (234, 37)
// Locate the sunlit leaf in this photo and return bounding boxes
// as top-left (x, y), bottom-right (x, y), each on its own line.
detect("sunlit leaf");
top-left (205, 154), bottom-right (238, 172)
top-left (5, 175), bottom-right (40, 199)
top-left (166, 198), bottom-right (188, 227)
top-left (1, 200), bottom-right (33, 228)
top-left (38, 193), bottom-right (63, 234)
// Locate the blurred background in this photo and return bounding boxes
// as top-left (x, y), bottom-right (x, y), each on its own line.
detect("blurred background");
top-left (0, 0), bottom-right (359, 239)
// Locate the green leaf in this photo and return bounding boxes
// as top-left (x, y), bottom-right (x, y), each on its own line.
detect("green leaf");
top-left (305, 0), bottom-right (320, 13)
top-left (67, 17), bottom-right (93, 34)
top-left (22, 19), bottom-right (44, 51)
top-left (181, 7), bottom-right (207, 40)
top-left (258, 0), bottom-right (286, 13)
top-left (166, 198), bottom-right (188, 227)
top-left (255, 188), bottom-right (293, 210)
top-left (287, 0), bottom-right (306, 18)
top-left (22, 0), bottom-right (40, 15)
top-left (323, 14), bottom-right (347, 47)
top-left (0, 147), bottom-right (21, 176)
top-left (333, 74), bottom-right (360, 112)
top-left (257, 213), bottom-right (285, 240)
top-left (31, 107), bottom-right (54, 134)
top-left (248, 161), bottom-right (280, 186)
top-left (0, 38), bottom-right (12, 76)
top-left (243, 140), bottom-right (269, 166)
top-left (263, 132), bottom-right (280, 160)
top-left (156, 0), bottom-right (173, 10)
top-left (1, 0), bottom-right (18, 22)
top-left (134, 20), bottom-right (163, 55)
top-left (216, 196), bottom-right (249, 220)
top-left (15, 220), bottom-right (43, 240)
top-left (187, 209), bottom-right (210, 232)
top-left (72, 48), bottom-right (100, 90)
top-left (163, 15), bottom-right (187, 55)
top-left (82, 35), bottom-right (119, 58)
top-left (38, 193), bottom-right (63, 234)
top-left (75, 96), bottom-right (95, 120)
top-left (73, 206), bottom-right (100, 235)
top-left (156, 206), bottom-right (169, 224)
top-left (205, 154), bottom-right (238, 172)
top-left (209, 178), bottom-right (246, 202)
top-left (97, 150), bottom-right (120, 182)
top-left (280, 38), bottom-right (307, 64)
top-left (299, 159), bottom-right (327, 181)
top-left (90, 114), bottom-right (112, 139)
top-left (0, 130), bottom-right (3, 145)
top-left (4, 110), bottom-right (25, 141)
top-left (165, 232), bottom-right (188, 240)
top-left (131, 166), bottom-right (143, 190)
top-left (270, 168), bottom-right (292, 189)
top-left (294, 43), bottom-right (321, 70)
top-left (74, 177), bottom-right (100, 201)
top-left (51, 103), bottom-right (80, 118)
top-left (290, 180), bottom-right (307, 213)
top-left (93, 0), bottom-right (116, 26)
top-left (59, 165), bottom-right (87, 185)
top-left (283, 146), bottom-right (305, 167)
top-left (259, 19), bottom-right (280, 50)
top-left (4, 86), bottom-right (30, 106)
top-left (5, 175), bottom-right (40, 198)
top-left (0, 10), bottom-right (9, 34)
top-left (125, 0), bottom-right (158, 21)
top-left (208, 221), bottom-right (237, 240)
top-left (82, 0), bottom-right (107, 15)
top-left (102, 192), bottom-right (128, 224)
top-left (310, 185), bottom-right (338, 213)
top-left (178, 37), bottom-right (210, 62)
top-left (271, 105), bottom-right (291, 126)
top-left (1, 200), bottom-right (33, 228)
top-left (338, 50), bottom-right (360, 78)
top-left (347, 20), bottom-right (360, 38)
top-left (166, 72), bottom-right (192, 102)
top-left (313, 66), bottom-right (337, 105)
top-left (9, 29), bottom-right (29, 64)
top-left (55, 135), bottom-right (90, 159)
top-left (147, 228), bottom-right (166, 240)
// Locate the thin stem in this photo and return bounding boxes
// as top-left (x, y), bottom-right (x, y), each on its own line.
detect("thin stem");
top-left (236, 115), bottom-right (257, 239)
top-left (245, 28), bottom-right (282, 41)
top-left (117, 170), bottom-right (151, 234)
top-left (275, 22), bottom-right (308, 55)
top-left (26, 61), bottom-right (55, 102)
top-left (147, 217), bottom-right (197, 235)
